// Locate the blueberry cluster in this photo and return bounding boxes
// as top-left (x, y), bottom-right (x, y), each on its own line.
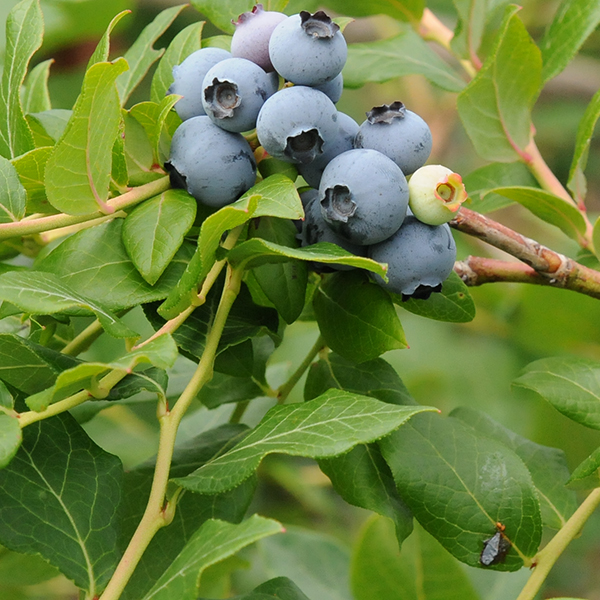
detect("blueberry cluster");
top-left (166, 5), bottom-right (468, 299)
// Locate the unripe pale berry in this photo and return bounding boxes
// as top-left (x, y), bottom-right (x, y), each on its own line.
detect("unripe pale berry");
top-left (408, 165), bottom-right (468, 225)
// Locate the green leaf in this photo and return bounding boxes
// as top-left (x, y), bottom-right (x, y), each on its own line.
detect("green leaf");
top-left (567, 88), bottom-right (600, 204)
top-left (122, 110), bottom-right (159, 186)
top-left (45, 59), bottom-right (129, 215)
top-left (201, 34), bottom-right (233, 51)
top-left (463, 162), bottom-right (538, 213)
top-left (0, 380), bottom-right (14, 409)
top-left (151, 22), bottom-right (205, 104)
top-left (451, 407), bottom-right (577, 529)
top-left (487, 186), bottom-right (586, 243)
top-left (0, 413), bottom-right (21, 468)
top-left (313, 271), bottom-right (407, 363)
top-left (189, 0), bottom-right (255, 34)
top-left (380, 413), bottom-right (542, 570)
top-left (196, 372), bottom-right (264, 409)
top-left (513, 356), bottom-right (600, 430)
top-left (0, 413), bottom-right (123, 595)
top-left (120, 424), bottom-right (256, 600)
top-left (10, 146), bottom-right (54, 213)
top-left (304, 352), bottom-right (415, 406)
top-left (142, 516), bottom-right (283, 600)
top-left (450, 0), bottom-right (487, 61)
top-left (568, 446), bottom-right (600, 484)
top-left (88, 9), bottom-right (130, 68)
top-left (351, 516), bottom-right (482, 600)
top-left (0, 549), bottom-right (60, 586)
top-left (251, 528), bottom-right (352, 600)
top-left (112, 115), bottom-right (128, 189)
top-left (25, 335), bottom-right (177, 411)
top-left (0, 270), bottom-right (138, 338)
top-left (0, 333), bottom-right (77, 395)
top-left (146, 282), bottom-right (279, 370)
top-left (247, 217), bottom-right (308, 324)
top-left (0, 0), bottom-right (43, 159)
top-left (116, 4), bottom-right (187, 105)
top-left (122, 189), bottom-right (197, 285)
top-left (227, 238), bottom-right (387, 275)
top-left (21, 58), bottom-right (53, 114)
top-left (238, 577), bottom-right (312, 600)
top-left (457, 6), bottom-right (542, 162)
top-left (160, 175), bottom-right (299, 319)
top-left (540, 0), bottom-right (600, 83)
top-left (396, 271), bottom-right (476, 323)
top-left (36, 219), bottom-right (194, 311)
top-left (0, 155), bottom-right (27, 223)
top-left (344, 30), bottom-right (465, 92)
top-left (27, 109), bottom-right (72, 143)
top-left (174, 390), bottom-right (434, 494)
top-left (322, 0), bottom-right (424, 22)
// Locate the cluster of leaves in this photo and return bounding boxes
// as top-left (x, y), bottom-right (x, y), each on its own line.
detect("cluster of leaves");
top-left (0, 0), bottom-right (599, 599)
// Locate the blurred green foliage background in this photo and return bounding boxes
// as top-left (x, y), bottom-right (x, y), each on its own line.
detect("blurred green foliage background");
top-left (1, 0), bottom-right (600, 598)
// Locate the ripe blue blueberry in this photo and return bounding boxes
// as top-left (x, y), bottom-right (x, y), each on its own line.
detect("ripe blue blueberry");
top-left (202, 57), bottom-right (278, 132)
top-left (231, 4), bottom-right (287, 72)
top-left (166, 116), bottom-right (256, 208)
top-left (319, 149), bottom-right (408, 245)
top-left (256, 86), bottom-right (338, 164)
top-left (269, 11), bottom-right (347, 85)
top-left (368, 216), bottom-right (457, 299)
top-left (298, 111), bottom-right (358, 188)
top-left (355, 101), bottom-right (432, 175)
top-left (300, 197), bottom-right (366, 270)
top-left (169, 48), bottom-right (232, 121)
top-left (312, 73), bottom-right (343, 103)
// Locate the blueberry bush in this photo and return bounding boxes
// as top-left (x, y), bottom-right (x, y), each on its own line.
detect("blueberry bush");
top-left (1, 0), bottom-right (600, 599)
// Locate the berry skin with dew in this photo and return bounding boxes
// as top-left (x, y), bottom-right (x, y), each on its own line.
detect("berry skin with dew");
top-left (168, 47), bottom-right (231, 121)
top-left (231, 4), bottom-right (287, 72)
top-left (202, 57), bottom-right (278, 132)
top-left (408, 164), bottom-right (468, 225)
top-left (256, 86), bottom-right (339, 164)
top-left (368, 216), bottom-right (457, 300)
top-left (355, 101), bottom-right (432, 176)
top-left (165, 116), bottom-right (256, 208)
top-left (319, 148), bottom-right (408, 246)
top-left (269, 11), bottom-right (347, 86)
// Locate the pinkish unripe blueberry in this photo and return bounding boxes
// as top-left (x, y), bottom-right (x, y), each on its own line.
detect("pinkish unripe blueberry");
top-left (231, 4), bottom-right (287, 72)
top-left (408, 165), bottom-right (468, 225)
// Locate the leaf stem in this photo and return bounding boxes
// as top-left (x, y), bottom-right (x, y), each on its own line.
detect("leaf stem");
top-left (18, 369), bottom-right (128, 428)
top-left (0, 176), bottom-right (170, 241)
top-left (276, 334), bottom-right (326, 404)
top-left (516, 488), bottom-right (600, 600)
top-left (99, 264), bottom-right (244, 600)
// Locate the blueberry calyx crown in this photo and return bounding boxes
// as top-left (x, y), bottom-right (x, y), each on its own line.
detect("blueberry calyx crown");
top-left (321, 185), bottom-right (357, 222)
top-left (164, 161), bottom-right (187, 190)
top-left (204, 78), bottom-right (241, 119)
top-left (284, 129), bottom-right (324, 163)
top-left (402, 283), bottom-right (443, 302)
top-left (300, 11), bottom-right (340, 39)
top-left (366, 101), bottom-right (406, 124)
top-left (233, 3), bottom-right (263, 26)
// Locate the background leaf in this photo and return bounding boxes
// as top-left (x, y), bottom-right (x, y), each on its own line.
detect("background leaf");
top-left (513, 357), bottom-right (600, 429)
top-left (151, 22), bottom-right (205, 104)
top-left (344, 31), bottom-right (465, 92)
top-left (322, 0), bottom-right (424, 22)
top-left (380, 413), bottom-right (543, 570)
top-left (0, 413), bottom-right (123, 595)
top-left (45, 59), bottom-right (128, 215)
top-left (0, 0), bottom-right (43, 159)
top-left (313, 271), bottom-right (407, 363)
top-left (142, 516), bottom-right (284, 600)
top-left (87, 9), bottom-right (130, 67)
top-left (189, 0), bottom-right (255, 34)
top-left (457, 7), bottom-right (542, 162)
top-left (351, 516), bottom-right (481, 600)
top-left (0, 155), bottom-right (27, 223)
top-left (11, 146), bottom-right (54, 213)
top-left (540, 0), bottom-right (600, 83)
top-left (0, 413), bottom-right (21, 468)
top-left (174, 390), bottom-right (433, 494)
top-left (487, 187), bottom-right (586, 243)
top-left (21, 58), bottom-right (53, 114)
top-left (116, 4), bottom-right (187, 105)
top-left (122, 189), bottom-right (197, 285)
